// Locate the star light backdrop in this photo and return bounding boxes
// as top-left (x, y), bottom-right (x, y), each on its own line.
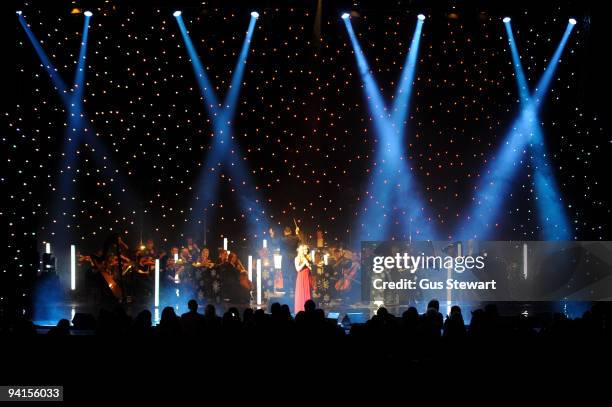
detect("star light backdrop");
top-left (4, 0), bottom-right (611, 316)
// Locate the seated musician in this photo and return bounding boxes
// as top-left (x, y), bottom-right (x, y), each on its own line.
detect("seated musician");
top-left (165, 247), bottom-right (183, 285)
top-left (330, 248), bottom-right (350, 298)
top-left (215, 250), bottom-right (241, 303)
top-left (334, 250), bottom-right (360, 301)
top-left (229, 252), bottom-right (251, 304)
top-left (136, 239), bottom-right (157, 274)
top-left (192, 248), bottom-right (215, 301)
top-left (185, 237), bottom-right (201, 260)
top-left (180, 247), bottom-right (194, 289)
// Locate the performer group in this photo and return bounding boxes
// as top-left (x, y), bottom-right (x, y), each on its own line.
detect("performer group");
top-left (77, 224), bottom-right (361, 312)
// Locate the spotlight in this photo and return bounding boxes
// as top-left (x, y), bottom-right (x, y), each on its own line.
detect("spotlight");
top-left (251, 11), bottom-right (259, 18)
top-left (341, 12), bottom-right (350, 20)
top-left (16, 10), bottom-right (22, 15)
top-left (417, 14), bottom-right (426, 21)
top-left (503, 17), bottom-right (511, 23)
top-left (173, 10), bottom-right (182, 17)
top-left (84, 11), bottom-right (93, 17)
top-left (568, 18), bottom-right (577, 25)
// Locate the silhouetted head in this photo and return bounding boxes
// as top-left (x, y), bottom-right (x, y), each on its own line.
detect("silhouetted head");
top-left (57, 319), bottom-right (70, 329)
top-left (484, 303), bottom-right (499, 317)
top-left (134, 310), bottom-right (152, 328)
top-left (450, 305), bottom-right (462, 316)
top-left (402, 307), bottom-right (419, 322)
top-left (304, 299), bottom-right (316, 312)
top-left (280, 304), bottom-right (291, 317)
top-left (188, 299), bottom-right (198, 312)
top-left (270, 302), bottom-right (281, 315)
top-left (161, 306), bottom-right (177, 322)
top-left (427, 299), bottom-right (440, 312)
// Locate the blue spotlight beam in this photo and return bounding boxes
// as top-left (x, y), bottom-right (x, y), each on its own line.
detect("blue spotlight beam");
top-left (391, 18), bottom-right (424, 130)
top-left (457, 22), bottom-right (575, 240)
top-left (222, 15), bottom-right (257, 119)
top-left (175, 15), bottom-right (220, 115)
top-left (503, 21), bottom-right (530, 103)
top-left (504, 21), bottom-right (571, 240)
top-left (344, 16), bottom-right (434, 241)
top-left (176, 13), bottom-right (265, 237)
top-left (19, 13), bottom-right (137, 237)
top-left (18, 14), bottom-right (70, 105)
top-left (72, 13), bottom-right (91, 101)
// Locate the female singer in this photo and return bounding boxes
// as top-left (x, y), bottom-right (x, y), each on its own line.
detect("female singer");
top-left (294, 244), bottom-right (312, 313)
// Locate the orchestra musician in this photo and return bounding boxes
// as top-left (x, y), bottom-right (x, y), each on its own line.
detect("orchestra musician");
top-left (185, 237), bottom-right (201, 260)
top-left (135, 239), bottom-right (158, 298)
top-left (215, 249), bottom-right (239, 302)
top-left (192, 248), bottom-right (215, 302)
top-left (281, 224), bottom-right (301, 295)
top-left (229, 252), bottom-right (251, 304)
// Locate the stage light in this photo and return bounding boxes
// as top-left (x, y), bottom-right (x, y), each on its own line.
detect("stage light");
top-left (70, 244), bottom-right (76, 291)
top-left (417, 14), bottom-right (426, 21)
top-left (154, 259), bottom-right (160, 307)
top-left (176, 14), bottom-right (265, 238)
top-left (523, 244), bottom-right (528, 279)
top-left (173, 10), bottom-right (182, 17)
top-left (16, 10), bottom-right (22, 15)
top-left (256, 259), bottom-right (262, 306)
top-left (251, 11), bottom-right (259, 18)
top-left (459, 20), bottom-right (575, 240)
top-left (341, 12), bottom-right (350, 20)
top-left (223, 237), bottom-right (228, 251)
top-left (19, 13), bottom-right (137, 240)
top-left (45, 242), bottom-right (51, 254)
top-left (503, 17), bottom-right (511, 23)
top-left (248, 255), bottom-right (253, 281)
top-left (344, 12), bottom-right (433, 241)
top-left (273, 253), bottom-right (282, 270)
top-left (83, 11), bottom-right (93, 17)
top-left (569, 18), bottom-right (577, 25)
top-left (263, 238), bottom-right (267, 248)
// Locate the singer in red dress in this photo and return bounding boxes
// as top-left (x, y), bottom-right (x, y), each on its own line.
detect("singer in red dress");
top-left (294, 244), bottom-right (312, 313)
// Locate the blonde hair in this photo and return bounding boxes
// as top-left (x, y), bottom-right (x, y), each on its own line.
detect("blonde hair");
top-left (296, 244), bottom-right (309, 261)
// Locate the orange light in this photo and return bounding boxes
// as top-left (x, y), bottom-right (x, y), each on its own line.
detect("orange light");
top-left (70, 8), bottom-right (82, 15)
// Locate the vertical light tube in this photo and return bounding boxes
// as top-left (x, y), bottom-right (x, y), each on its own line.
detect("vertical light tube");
top-left (263, 239), bottom-right (267, 249)
top-left (223, 238), bottom-right (228, 251)
top-left (154, 259), bottom-right (160, 307)
top-left (45, 242), bottom-right (51, 254)
top-left (70, 244), bottom-right (76, 290)
top-left (523, 243), bottom-right (528, 279)
top-left (256, 259), bottom-right (262, 306)
top-left (248, 255), bottom-right (253, 281)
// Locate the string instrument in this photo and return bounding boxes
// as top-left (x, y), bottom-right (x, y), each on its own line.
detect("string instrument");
top-left (192, 259), bottom-right (214, 268)
top-left (79, 254), bottom-right (123, 300)
top-left (239, 272), bottom-right (253, 290)
top-left (100, 268), bottom-right (123, 300)
top-left (334, 262), bottom-right (359, 292)
top-left (107, 254), bottom-right (133, 276)
top-left (137, 256), bottom-right (156, 275)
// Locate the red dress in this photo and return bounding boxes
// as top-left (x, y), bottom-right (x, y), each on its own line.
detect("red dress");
top-left (294, 265), bottom-right (312, 313)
